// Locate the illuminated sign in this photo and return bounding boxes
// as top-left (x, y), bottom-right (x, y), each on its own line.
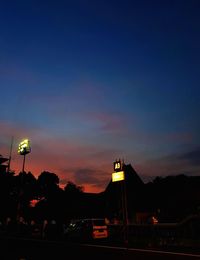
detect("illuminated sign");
top-left (18, 139), bottom-right (31, 155)
top-left (112, 171), bottom-right (125, 182)
top-left (114, 160), bottom-right (122, 172)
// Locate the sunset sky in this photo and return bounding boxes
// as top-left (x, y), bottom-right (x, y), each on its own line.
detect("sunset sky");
top-left (0, 0), bottom-right (200, 193)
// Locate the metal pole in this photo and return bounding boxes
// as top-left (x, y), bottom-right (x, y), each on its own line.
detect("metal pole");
top-left (121, 178), bottom-right (128, 246)
top-left (7, 136), bottom-right (14, 173)
top-left (22, 154), bottom-right (26, 173)
top-left (121, 180), bottom-right (125, 223)
top-left (123, 178), bottom-right (129, 246)
top-left (17, 164), bottom-right (25, 222)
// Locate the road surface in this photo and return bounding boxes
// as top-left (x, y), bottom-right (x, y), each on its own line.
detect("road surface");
top-left (1, 237), bottom-right (200, 260)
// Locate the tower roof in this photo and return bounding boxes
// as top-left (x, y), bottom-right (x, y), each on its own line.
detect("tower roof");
top-left (105, 163), bottom-right (144, 193)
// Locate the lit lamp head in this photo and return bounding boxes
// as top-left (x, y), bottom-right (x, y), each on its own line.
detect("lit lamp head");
top-left (18, 139), bottom-right (31, 155)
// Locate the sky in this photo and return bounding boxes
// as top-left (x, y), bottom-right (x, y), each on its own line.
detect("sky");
top-left (0, 0), bottom-right (200, 193)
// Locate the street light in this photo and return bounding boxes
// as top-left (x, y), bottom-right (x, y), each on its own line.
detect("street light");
top-left (18, 139), bottom-right (31, 173)
top-left (17, 139), bottom-right (31, 222)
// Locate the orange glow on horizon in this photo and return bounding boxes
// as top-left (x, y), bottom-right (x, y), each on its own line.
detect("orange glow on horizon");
top-left (10, 159), bottom-right (108, 194)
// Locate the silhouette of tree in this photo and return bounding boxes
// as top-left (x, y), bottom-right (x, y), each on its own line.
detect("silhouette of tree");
top-left (63, 181), bottom-right (84, 221)
top-left (64, 181), bottom-right (83, 194)
top-left (16, 172), bottom-right (37, 221)
top-left (146, 174), bottom-right (200, 222)
top-left (37, 171), bottom-right (60, 199)
top-left (36, 171), bottom-right (64, 222)
top-left (0, 170), bottom-right (16, 221)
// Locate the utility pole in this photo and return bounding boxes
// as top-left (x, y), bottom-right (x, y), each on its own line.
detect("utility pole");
top-left (7, 136), bottom-right (14, 173)
top-left (122, 172), bottom-right (128, 245)
top-left (112, 159), bottom-right (129, 246)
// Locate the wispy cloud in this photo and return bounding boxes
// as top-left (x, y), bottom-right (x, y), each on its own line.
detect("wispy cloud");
top-left (177, 148), bottom-right (200, 166)
top-left (71, 167), bottom-right (109, 193)
top-left (137, 147), bottom-right (200, 183)
top-left (84, 111), bottom-right (129, 133)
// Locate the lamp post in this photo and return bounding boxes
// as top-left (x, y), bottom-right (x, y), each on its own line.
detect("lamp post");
top-left (17, 139), bottom-right (31, 221)
top-left (7, 136), bottom-right (14, 173)
top-left (112, 159), bottom-right (128, 246)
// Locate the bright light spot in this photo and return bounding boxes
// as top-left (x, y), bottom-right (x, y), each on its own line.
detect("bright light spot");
top-left (112, 171), bottom-right (125, 182)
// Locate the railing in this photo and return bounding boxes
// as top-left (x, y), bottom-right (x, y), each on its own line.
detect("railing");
top-left (107, 214), bottom-right (200, 249)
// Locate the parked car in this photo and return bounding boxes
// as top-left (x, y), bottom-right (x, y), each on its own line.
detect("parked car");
top-left (65, 218), bottom-right (108, 241)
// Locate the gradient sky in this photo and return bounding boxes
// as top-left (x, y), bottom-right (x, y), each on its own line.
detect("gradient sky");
top-left (0, 0), bottom-right (200, 193)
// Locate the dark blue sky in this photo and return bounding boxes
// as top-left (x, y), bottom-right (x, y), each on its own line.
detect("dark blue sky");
top-left (0, 0), bottom-right (200, 192)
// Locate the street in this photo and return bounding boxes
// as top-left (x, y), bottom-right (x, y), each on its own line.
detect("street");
top-left (1, 237), bottom-right (200, 260)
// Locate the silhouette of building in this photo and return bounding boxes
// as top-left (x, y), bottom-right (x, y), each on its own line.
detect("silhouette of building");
top-left (0, 154), bottom-right (9, 173)
top-left (104, 163), bottom-right (151, 223)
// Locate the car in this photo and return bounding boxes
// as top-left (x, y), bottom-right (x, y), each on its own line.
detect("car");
top-left (65, 218), bottom-right (108, 241)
